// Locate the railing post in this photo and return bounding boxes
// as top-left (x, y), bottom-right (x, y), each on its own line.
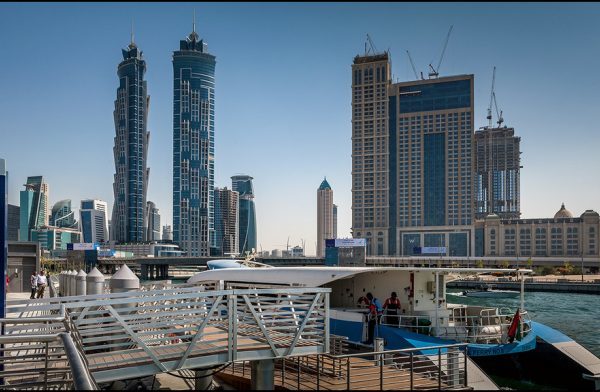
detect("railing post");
top-left (317, 355), bottom-right (320, 390)
top-left (282, 358), bottom-right (285, 388)
top-left (464, 345), bottom-right (468, 387)
top-left (438, 348), bottom-right (442, 389)
top-left (297, 356), bottom-right (301, 389)
top-left (410, 352), bottom-right (414, 390)
top-left (324, 292), bottom-right (330, 353)
top-left (346, 358), bottom-right (350, 390)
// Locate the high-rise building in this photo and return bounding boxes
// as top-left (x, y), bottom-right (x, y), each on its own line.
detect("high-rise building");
top-left (317, 178), bottom-right (334, 257)
top-left (80, 199), bottom-right (108, 244)
top-left (8, 204), bottom-right (19, 241)
top-left (111, 35), bottom-right (150, 243)
top-left (19, 176), bottom-right (49, 241)
top-left (172, 21), bottom-right (216, 257)
top-left (146, 201), bottom-right (161, 241)
top-left (474, 127), bottom-right (521, 219)
top-left (231, 175), bottom-right (257, 255)
top-left (162, 225), bottom-right (173, 241)
top-left (50, 200), bottom-right (77, 229)
top-left (351, 49), bottom-right (475, 256)
top-left (214, 187), bottom-right (239, 255)
top-left (0, 159), bottom-right (6, 309)
top-left (333, 204), bottom-right (338, 239)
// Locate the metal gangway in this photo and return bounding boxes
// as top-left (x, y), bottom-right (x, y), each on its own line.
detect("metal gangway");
top-left (3, 283), bottom-right (330, 385)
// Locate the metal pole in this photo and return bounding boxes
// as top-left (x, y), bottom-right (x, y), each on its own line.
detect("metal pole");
top-left (317, 355), bottom-right (320, 390)
top-left (464, 346), bottom-right (468, 387)
top-left (434, 272), bottom-right (439, 337)
top-left (410, 352), bottom-right (414, 390)
top-left (438, 348), bottom-right (442, 389)
top-left (581, 252), bottom-right (584, 283)
top-left (520, 272), bottom-right (525, 312)
top-left (346, 358), bottom-right (350, 390)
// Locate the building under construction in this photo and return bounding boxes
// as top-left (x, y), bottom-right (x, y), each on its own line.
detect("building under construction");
top-left (474, 126), bottom-right (521, 219)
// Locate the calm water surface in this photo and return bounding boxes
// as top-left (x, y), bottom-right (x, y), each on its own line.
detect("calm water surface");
top-left (447, 289), bottom-right (600, 357)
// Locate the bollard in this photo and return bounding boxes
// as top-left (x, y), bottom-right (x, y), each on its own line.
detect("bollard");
top-left (59, 271), bottom-right (64, 296)
top-left (76, 270), bottom-right (87, 296)
top-left (109, 264), bottom-right (140, 293)
top-left (194, 369), bottom-right (213, 390)
top-left (69, 270), bottom-right (77, 297)
top-left (86, 267), bottom-right (105, 296)
top-left (64, 271), bottom-right (71, 296)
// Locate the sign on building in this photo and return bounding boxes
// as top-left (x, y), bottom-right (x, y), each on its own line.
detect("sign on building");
top-left (326, 238), bottom-right (366, 248)
top-left (413, 246), bottom-right (447, 255)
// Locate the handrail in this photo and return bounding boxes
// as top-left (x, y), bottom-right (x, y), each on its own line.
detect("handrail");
top-left (327, 342), bottom-right (468, 359)
top-left (0, 332), bottom-right (98, 390)
top-left (58, 332), bottom-right (98, 390)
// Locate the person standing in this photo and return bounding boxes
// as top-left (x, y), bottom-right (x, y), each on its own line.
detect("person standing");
top-left (383, 292), bottom-right (401, 327)
top-left (362, 292), bottom-right (382, 345)
top-left (30, 271), bottom-right (38, 299)
top-left (36, 270), bottom-right (47, 299)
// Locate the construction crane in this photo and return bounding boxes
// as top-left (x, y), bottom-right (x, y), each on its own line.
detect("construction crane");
top-left (365, 33), bottom-right (378, 55)
top-left (428, 25), bottom-right (454, 79)
top-left (486, 67), bottom-right (496, 128)
top-left (486, 66), bottom-right (505, 128)
top-left (406, 50), bottom-right (420, 80)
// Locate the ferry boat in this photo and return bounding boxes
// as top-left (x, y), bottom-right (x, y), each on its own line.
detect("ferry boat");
top-left (189, 262), bottom-right (535, 357)
top-left (462, 285), bottom-right (520, 298)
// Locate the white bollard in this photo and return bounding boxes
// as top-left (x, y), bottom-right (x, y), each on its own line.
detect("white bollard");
top-left (76, 270), bottom-right (87, 296)
top-left (86, 267), bottom-right (105, 296)
top-left (109, 264), bottom-right (139, 294)
top-left (69, 270), bottom-right (77, 297)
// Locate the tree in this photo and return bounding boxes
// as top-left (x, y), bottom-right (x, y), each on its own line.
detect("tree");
top-left (526, 258), bottom-right (533, 269)
top-left (476, 260), bottom-right (484, 269)
top-left (501, 260), bottom-right (510, 269)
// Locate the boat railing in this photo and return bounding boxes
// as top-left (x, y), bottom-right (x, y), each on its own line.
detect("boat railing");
top-left (225, 342), bottom-right (469, 390)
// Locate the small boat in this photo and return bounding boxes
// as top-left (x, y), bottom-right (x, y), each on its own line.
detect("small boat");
top-left (463, 285), bottom-right (520, 298)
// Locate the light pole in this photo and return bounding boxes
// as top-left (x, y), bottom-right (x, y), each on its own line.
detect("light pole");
top-left (581, 250), bottom-right (584, 283)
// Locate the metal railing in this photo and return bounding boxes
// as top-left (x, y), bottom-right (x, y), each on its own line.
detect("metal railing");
top-left (6, 286), bottom-right (330, 383)
top-left (0, 332), bottom-right (97, 390)
top-left (224, 342), bottom-right (469, 390)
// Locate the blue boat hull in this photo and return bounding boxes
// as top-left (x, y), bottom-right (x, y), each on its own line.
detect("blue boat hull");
top-left (331, 317), bottom-right (536, 357)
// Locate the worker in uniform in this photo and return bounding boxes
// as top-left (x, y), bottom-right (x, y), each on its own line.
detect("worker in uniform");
top-left (383, 291), bottom-right (401, 327)
top-left (358, 292), bottom-right (382, 345)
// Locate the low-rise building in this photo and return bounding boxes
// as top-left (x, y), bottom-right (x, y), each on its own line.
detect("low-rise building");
top-left (31, 226), bottom-right (81, 251)
top-left (474, 204), bottom-right (599, 258)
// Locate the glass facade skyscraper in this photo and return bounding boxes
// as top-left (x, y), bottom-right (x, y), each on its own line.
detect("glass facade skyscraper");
top-left (231, 175), bottom-right (256, 255)
top-left (172, 24), bottom-right (216, 256)
top-left (50, 199), bottom-right (77, 229)
top-left (19, 176), bottom-right (49, 241)
top-left (214, 187), bottom-right (239, 255)
top-left (146, 201), bottom-right (161, 241)
top-left (111, 38), bottom-right (150, 243)
top-left (80, 199), bottom-right (108, 244)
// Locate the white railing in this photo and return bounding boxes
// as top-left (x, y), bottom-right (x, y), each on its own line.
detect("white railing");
top-left (5, 286), bottom-right (330, 383)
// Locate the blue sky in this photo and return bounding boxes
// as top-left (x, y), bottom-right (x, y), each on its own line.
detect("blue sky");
top-left (1, 3), bottom-right (599, 255)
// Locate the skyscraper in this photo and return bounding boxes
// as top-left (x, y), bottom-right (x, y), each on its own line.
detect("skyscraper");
top-left (8, 204), bottom-right (19, 241)
top-left (173, 20), bottom-right (216, 257)
top-left (19, 176), bottom-right (49, 241)
top-left (50, 200), bottom-right (77, 229)
top-left (146, 201), bottom-right (161, 241)
top-left (351, 49), bottom-right (475, 256)
top-left (317, 178), bottom-right (334, 257)
top-left (333, 204), bottom-right (338, 239)
top-left (162, 225), bottom-right (173, 241)
top-left (214, 187), bottom-right (239, 255)
top-left (111, 34), bottom-right (150, 243)
top-left (231, 175), bottom-right (257, 255)
top-left (0, 159), bottom-right (6, 313)
top-left (474, 127), bottom-right (521, 219)
top-left (80, 199), bottom-right (108, 244)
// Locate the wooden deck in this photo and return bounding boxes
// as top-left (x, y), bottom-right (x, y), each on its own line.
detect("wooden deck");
top-left (218, 355), bottom-right (451, 390)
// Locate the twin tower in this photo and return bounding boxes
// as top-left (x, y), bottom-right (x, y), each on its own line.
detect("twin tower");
top-left (111, 22), bottom-right (215, 257)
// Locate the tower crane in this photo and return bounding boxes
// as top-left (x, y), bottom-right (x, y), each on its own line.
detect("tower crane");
top-left (487, 66), bottom-right (505, 128)
top-left (365, 34), bottom-right (378, 55)
top-left (406, 50), bottom-right (420, 80)
top-left (428, 25), bottom-right (454, 79)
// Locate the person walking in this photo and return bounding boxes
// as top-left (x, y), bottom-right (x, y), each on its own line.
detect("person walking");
top-left (383, 292), bottom-right (401, 327)
top-left (30, 271), bottom-right (38, 299)
top-left (36, 270), bottom-right (47, 299)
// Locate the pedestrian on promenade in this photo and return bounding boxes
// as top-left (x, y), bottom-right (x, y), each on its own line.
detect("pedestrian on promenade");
top-left (36, 270), bottom-right (47, 299)
top-left (30, 271), bottom-right (38, 299)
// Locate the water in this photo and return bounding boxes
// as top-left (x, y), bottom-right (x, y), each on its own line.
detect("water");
top-left (446, 289), bottom-right (600, 357)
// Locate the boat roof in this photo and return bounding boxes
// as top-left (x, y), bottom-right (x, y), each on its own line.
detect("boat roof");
top-left (187, 266), bottom-right (532, 287)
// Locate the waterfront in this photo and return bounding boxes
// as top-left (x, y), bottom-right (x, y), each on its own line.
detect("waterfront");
top-left (447, 289), bottom-right (600, 357)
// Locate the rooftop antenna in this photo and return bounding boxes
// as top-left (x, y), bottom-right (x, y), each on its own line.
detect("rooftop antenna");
top-left (193, 8), bottom-right (196, 33)
top-left (130, 19), bottom-right (135, 45)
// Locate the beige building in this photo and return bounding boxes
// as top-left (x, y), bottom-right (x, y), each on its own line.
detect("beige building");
top-left (317, 178), bottom-right (334, 257)
top-left (474, 204), bottom-right (600, 258)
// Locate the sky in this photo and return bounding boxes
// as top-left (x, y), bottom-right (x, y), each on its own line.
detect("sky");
top-left (1, 2), bottom-right (599, 256)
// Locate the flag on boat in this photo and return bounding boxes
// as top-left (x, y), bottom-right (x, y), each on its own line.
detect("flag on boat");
top-left (507, 309), bottom-right (522, 343)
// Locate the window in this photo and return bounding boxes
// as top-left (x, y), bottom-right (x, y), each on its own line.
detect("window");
top-left (535, 228), bottom-right (547, 256)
